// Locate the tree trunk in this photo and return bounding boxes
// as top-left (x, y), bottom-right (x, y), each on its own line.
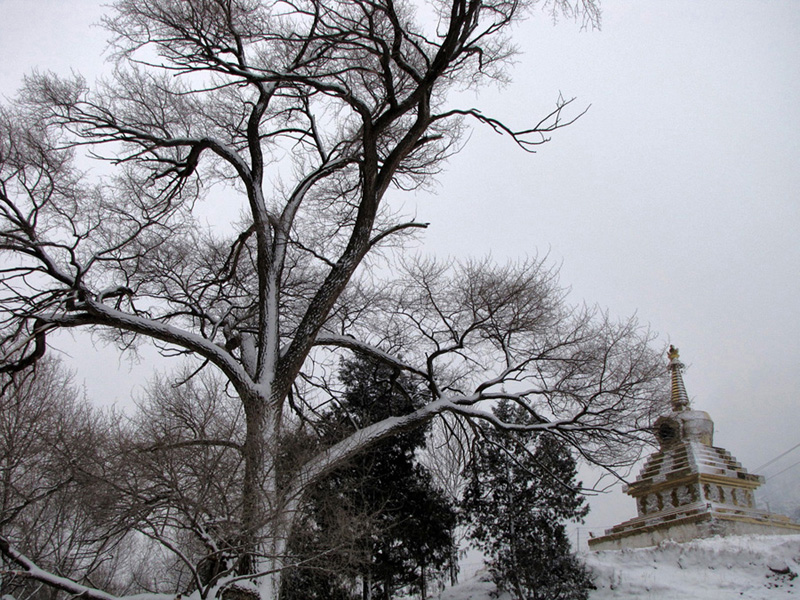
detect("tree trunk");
top-left (239, 392), bottom-right (267, 576)
top-left (362, 572), bottom-right (372, 600)
top-left (449, 541), bottom-right (459, 586)
top-left (237, 387), bottom-right (292, 600)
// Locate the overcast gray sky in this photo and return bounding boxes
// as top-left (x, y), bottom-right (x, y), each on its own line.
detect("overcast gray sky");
top-left (2, 0), bottom-right (799, 540)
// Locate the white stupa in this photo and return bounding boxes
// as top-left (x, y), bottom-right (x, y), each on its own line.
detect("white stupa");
top-left (589, 346), bottom-right (800, 550)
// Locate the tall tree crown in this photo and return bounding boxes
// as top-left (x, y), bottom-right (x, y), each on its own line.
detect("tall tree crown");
top-left (0, 3), bottom-right (665, 600)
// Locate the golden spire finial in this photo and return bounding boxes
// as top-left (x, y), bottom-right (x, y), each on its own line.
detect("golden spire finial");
top-left (668, 345), bottom-right (690, 411)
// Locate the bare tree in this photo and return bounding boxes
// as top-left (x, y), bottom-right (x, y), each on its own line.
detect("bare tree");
top-left (0, 360), bottom-right (130, 600)
top-left (121, 370), bottom-right (248, 597)
top-left (0, 1), bottom-right (664, 599)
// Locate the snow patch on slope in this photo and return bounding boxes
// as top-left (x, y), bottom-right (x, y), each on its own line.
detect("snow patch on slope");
top-left (439, 535), bottom-right (800, 599)
top-left (587, 534), bottom-right (800, 599)
top-left (437, 570), bottom-right (511, 600)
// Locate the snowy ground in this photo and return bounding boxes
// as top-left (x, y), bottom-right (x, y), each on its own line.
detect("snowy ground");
top-left (439, 534), bottom-right (800, 600)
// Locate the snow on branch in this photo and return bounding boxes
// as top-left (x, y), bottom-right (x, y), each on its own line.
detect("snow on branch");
top-left (0, 535), bottom-right (174, 600)
top-left (312, 333), bottom-right (429, 379)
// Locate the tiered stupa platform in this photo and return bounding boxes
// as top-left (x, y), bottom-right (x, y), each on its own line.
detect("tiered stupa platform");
top-left (589, 347), bottom-right (800, 550)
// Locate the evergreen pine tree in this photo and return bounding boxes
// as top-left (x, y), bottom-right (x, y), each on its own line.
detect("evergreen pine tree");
top-left (461, 400), bottom-right (593, 600)
top-left (283, 356), bottom-right (456, 600)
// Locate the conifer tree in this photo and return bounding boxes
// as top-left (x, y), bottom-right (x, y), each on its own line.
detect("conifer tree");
top-left (283, 357), bottom-right (456, 600)
top-left (461, 400), bottom-right (593, 600)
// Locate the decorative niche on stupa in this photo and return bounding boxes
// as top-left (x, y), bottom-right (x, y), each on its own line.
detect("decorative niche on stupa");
top-left (589, 346), bottom-right (800, 551)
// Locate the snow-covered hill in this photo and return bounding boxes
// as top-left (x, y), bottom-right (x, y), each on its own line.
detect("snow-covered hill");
top-left (588, 534), bottom-right (800, 599)
top-left (440, 535), bottom-right (800, 600)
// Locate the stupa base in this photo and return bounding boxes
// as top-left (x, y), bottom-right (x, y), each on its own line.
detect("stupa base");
top-left (589, 503), bottom-right (800, 551)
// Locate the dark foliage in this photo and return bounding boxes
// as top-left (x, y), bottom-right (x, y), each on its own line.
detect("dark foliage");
top-left (282, 357), bottom-right (456, 600)
top-left (462, 400), bottom-right (594, 600)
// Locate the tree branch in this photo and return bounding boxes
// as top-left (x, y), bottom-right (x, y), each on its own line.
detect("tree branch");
top-left (0, 535), bottom-right (174, 600)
